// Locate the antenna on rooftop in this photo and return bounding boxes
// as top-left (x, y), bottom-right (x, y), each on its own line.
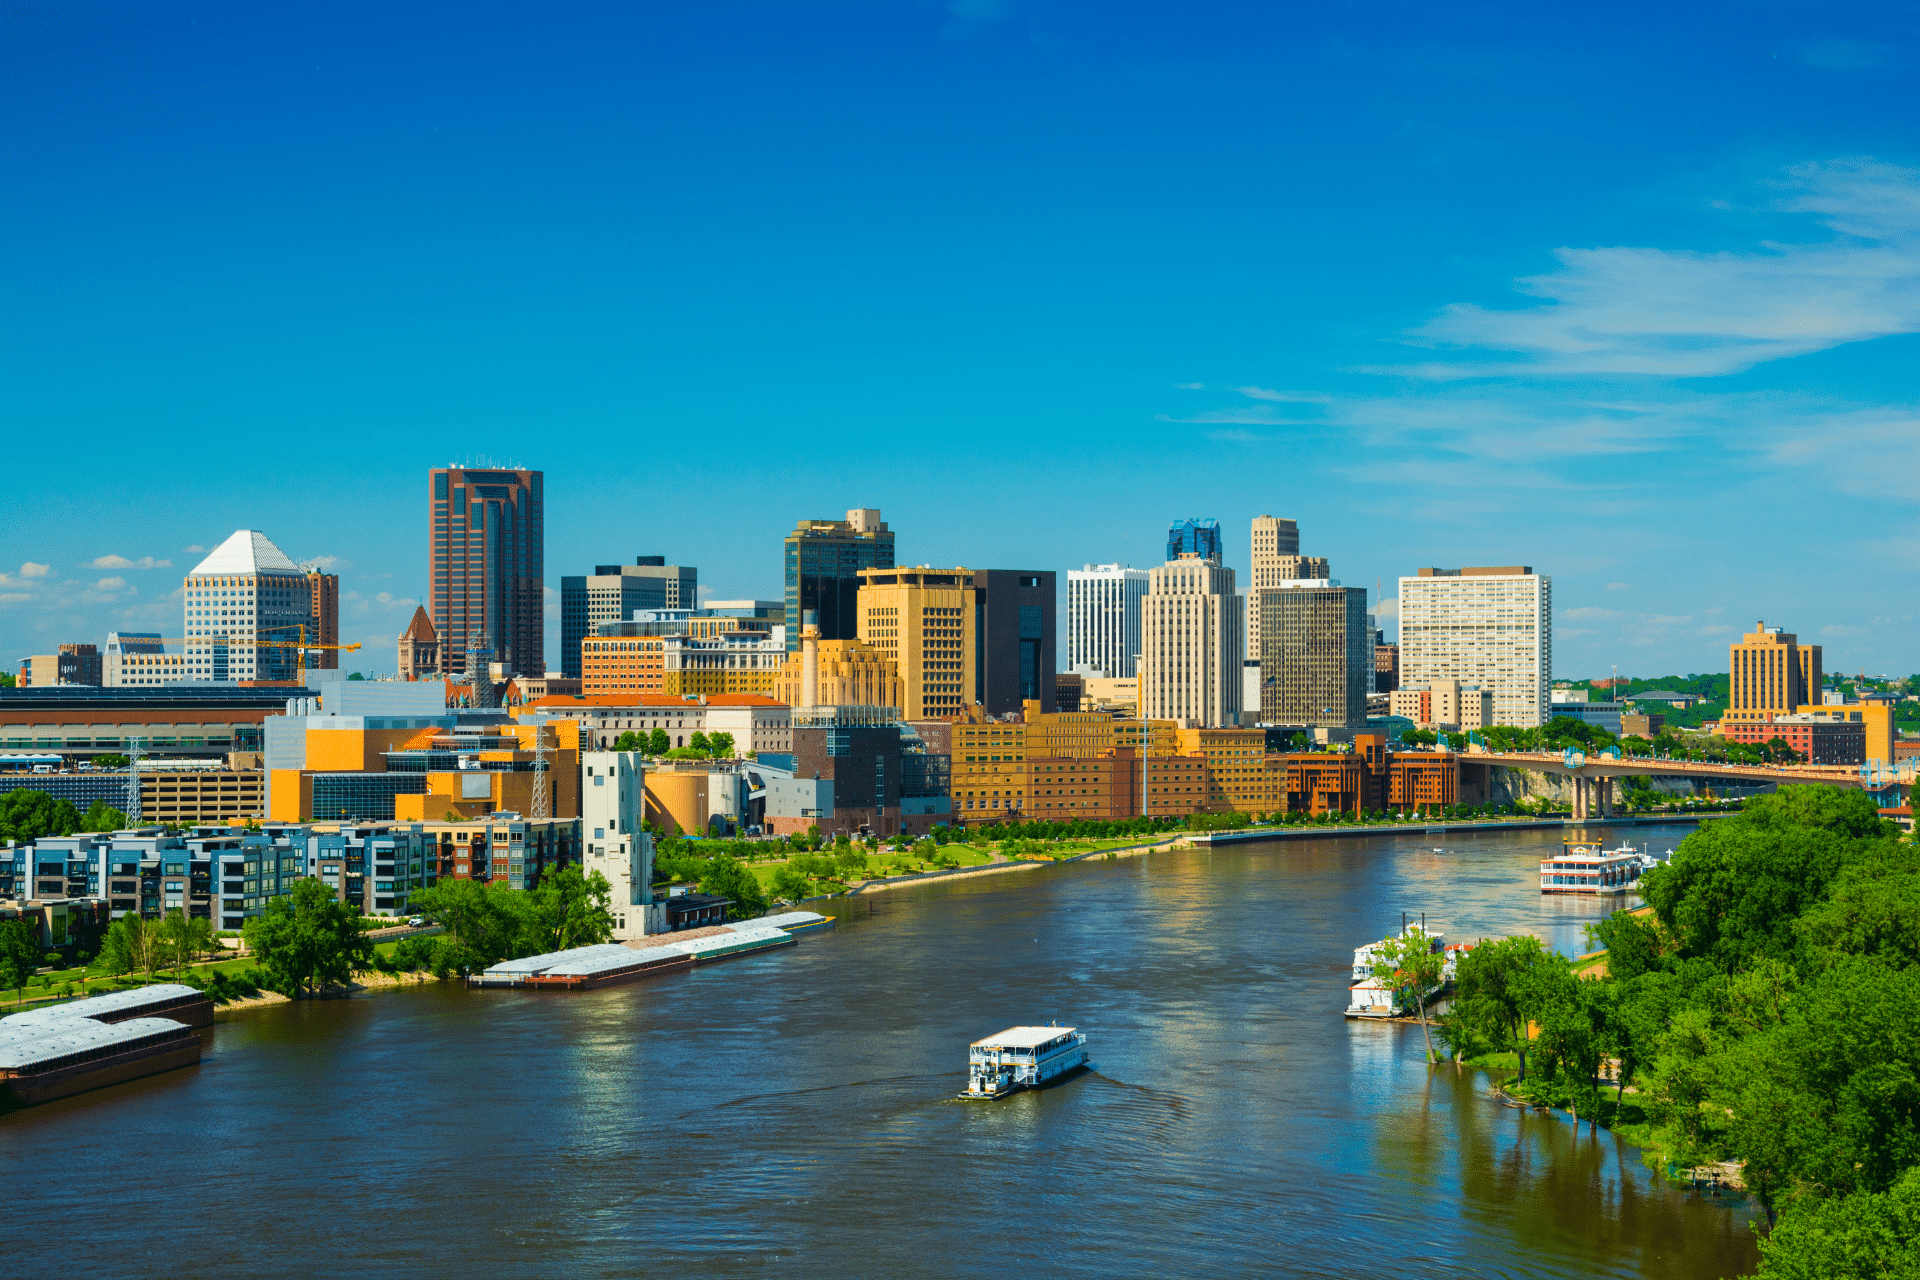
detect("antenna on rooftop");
top-left (530, 724), bottom-right (551, 820)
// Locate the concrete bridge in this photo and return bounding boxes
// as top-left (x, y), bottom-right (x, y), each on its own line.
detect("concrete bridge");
top-left (1463, 751), bottom-right (1911, 821)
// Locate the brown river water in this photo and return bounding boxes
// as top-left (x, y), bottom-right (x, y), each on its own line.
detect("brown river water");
top-left (2, 823), bottom-right (1760, 1278)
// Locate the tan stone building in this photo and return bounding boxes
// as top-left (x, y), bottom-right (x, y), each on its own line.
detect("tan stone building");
top-left (771, 628), bottom-right (902, 711)
top-left (1139, 555), bottom-right (1243, 728)
top-left (1245, 515), bottom-right (1330, 663)
top-left (1726, 620), bottom-right (1822, 730)
top-left (855, 566), bottom-right (976, 719)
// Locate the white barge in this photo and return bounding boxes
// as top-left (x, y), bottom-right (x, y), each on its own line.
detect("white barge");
top-left (964, 1025), bottom-right (1090, 1099)
top-left (1345, 924), bottom-right (1459, 1019)
top-left (1540, 841), bottom-right (1661, 895)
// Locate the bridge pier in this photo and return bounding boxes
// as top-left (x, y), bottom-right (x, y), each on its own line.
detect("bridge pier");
top-left (1570, 774), bottom-right (1585, 821)
top-left (1600, 777), bottom-right (1613, 819)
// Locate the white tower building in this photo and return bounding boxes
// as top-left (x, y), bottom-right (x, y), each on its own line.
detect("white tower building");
top-left (582, 749), bottom-right (659, 938)
top-left (181, 531), bottom-right (314, 683)
top-left (1066, 563), bottom-right (1150, 678)
top-left (1397, 566), bottom-right (1552, 728)
top-left (1138, 555), bottom-right (1243, 727)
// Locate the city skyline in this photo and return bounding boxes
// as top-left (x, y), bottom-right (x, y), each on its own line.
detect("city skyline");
top-left (5, 4), bottom-right (1916, 679)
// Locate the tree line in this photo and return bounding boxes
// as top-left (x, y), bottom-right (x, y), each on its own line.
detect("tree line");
top-left (1437, 787), bottom-right (1920, 1277)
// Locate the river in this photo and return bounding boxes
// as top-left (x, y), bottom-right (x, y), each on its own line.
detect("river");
top-left (3, 823), bottom-right (1760, 1278)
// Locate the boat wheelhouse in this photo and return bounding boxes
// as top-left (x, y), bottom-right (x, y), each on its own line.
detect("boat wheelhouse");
top-left (965, 1025), bottom-right (1090, 1099)
top-left (1540, 841), bottom-right (1660, 895)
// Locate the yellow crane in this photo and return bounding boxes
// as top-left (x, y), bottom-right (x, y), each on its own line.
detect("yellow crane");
top-left (140, 626), bottom-right (362, 686)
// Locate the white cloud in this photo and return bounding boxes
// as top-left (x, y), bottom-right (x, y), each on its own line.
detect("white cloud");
top-left (1235, 387), bottom-right (1331, 403)
top-left (1206, 429), bottom-right (1278, 443)
top-left (182, 545), bottom-right (205, 553)
top-left (89, 554), bottom-right (172, 570)
top-left (94, 577), bottom-right (128, 590)
top-left (20, 562), bottom-right (51, 578)
top-left (1403, 158), bottom-right (1920, 376)
top-left (1606, 582), bottom-right (1632, 591)
top-left (1372, 597), bottom-right (1399, 621)
top-left (302, 555), bottom-right (347, 571)
top-left (1173, 382), bottom-right (1206, 390)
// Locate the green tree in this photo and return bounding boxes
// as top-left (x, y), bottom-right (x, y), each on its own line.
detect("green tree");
top-left (0, 919), bottom-right (42, 1000)
top-left (407, 878), bottom-right (525, 970)
top-left (0, 790), bottom-right (83, 843)
top-left (699, 853), bottom-right (768, 919)
top-left (646, 728), bottom-right (671, 755)
top-left (93, 753), bottom-right (130, 768)
top-left (688, 731), bottom-right (711, 756)
top-left (1442, 933), bottom-right (1549, 1076)
top-left (770, 866), bottom-right (812, 902)
top-left (159, 909), bottom-right (216, 975)
top-left (1371, 926), bottom-right (1446, 1062)
top-left (521, 866), bottom-right (615, 953)
top-left (706, 731), bottom-right (735, 759)
top-left (0, 956), bottom-right (24, 1005)
top-left (1757, 1168), bottom-right (1920, 1279)
top-left (78, 799), bottom-right (129, 833)
top-left (612, 731), bottom-right (645, 752)
top-left (241, 879), bottom-right (374, 998)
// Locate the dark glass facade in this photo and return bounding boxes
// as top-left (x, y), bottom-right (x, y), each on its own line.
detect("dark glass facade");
top-left (1167, 518), bottom-right (1224, 564)
top-left (784, 520), bottom-right (895, 652)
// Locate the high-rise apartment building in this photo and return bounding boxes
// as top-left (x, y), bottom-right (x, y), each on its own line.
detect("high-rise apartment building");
top-left (1167, 518), bottom-right (1224, 564)
top-left (559, 556), bottom-right (698, 679)
top-left (428, 466), bottom-right (544, 680)
top-left (304, 569), bottom-right (340, 669)
top-left (785, 509), bottom-right (895, 654)
top-left (974, 569), bottom-right (1056, 716)
top-left (1398, 566), bottom-right (1552, 728)
top-left (1374, 630), bottom-right (1400, 694)
top-left (857, 566), bottom-right (976, 719)
top-left (1726, 621), bottom-right (1822, 730)
top-left (1245, 514), bottom-right (1330, 662)
top-left (1067, 563), bottom-right (1149, 678)
top-left (1138, 555), bottom-right (1243, 727)
top-left (1255, 581), bottom-right (1369, 728)
top-left (182, 531), bottom-right (316, 684)
top-left (581, 750), bottom-right (657, 939)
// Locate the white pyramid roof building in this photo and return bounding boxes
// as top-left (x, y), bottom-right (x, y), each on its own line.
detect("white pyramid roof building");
top-left (188, 530), bottom-right (305, 578)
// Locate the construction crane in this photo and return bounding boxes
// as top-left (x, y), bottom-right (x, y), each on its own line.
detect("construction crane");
top-left (136, 626), bottom-right (362, 686)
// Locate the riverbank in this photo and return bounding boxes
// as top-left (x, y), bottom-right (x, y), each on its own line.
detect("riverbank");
top-left (1190, 812), bottom-right (1725, 847)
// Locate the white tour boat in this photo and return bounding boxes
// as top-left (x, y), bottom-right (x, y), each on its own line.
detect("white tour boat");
top-left (964, 1025), bottom-right (1091, 1099)
top-left (1540, 841), bottom-right (1662, 895)
top-left (1345, 923), bottom-right (1456, 1019)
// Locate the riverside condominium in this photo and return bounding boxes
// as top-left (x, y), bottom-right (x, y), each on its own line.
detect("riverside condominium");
top-left (1138, 555), bottom-right (1244, 728)
top-left (1397, 566), bottom-right (1552, 728)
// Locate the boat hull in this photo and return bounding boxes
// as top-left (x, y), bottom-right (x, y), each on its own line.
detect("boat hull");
top-left (962, 1056), bottom-right (1092, 1100)
top-left (2, 1036), bottom-right (204, 1108)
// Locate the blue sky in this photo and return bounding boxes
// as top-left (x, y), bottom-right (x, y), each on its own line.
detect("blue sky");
top-left (5, 1), bottom-right (1916, 680)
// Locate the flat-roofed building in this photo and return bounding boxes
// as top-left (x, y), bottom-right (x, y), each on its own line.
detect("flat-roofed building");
top-left (1724, 620), bottom-right (1822, 732)
top-left (1255, 580), bottom-right (1369, 729)
top-left (1724, 714), bottom-right (1865, 765)
top-left (785, 508), bottom-right (896, 654)
top-left (1067, 564), bottom-right (1149, 679)
top-left (857, 566), bottom-right (976, 719)
top-left (1398, 566), bottom-right (1551, 728)
top-left (428, 467), bottom-right (544, 680)
top-left (1139, 555), bottom-right (1243, 728)
top-left (559, 557), bottom-right (698, 679)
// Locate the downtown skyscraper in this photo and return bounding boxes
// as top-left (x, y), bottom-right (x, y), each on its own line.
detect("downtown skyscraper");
top-left (429, 466), bottom-right (544, 679)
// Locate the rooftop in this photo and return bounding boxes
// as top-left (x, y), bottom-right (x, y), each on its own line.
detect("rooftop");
top-left (971, 1025), bottom-right (1078, 1049)
top-left (188, 530), bottom-right (305, 577)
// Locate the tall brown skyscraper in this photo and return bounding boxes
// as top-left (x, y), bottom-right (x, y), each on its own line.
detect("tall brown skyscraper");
top-left (304, 569), bottom-right (340, 669)
top-left (430, 466), bottom-right (544, 678)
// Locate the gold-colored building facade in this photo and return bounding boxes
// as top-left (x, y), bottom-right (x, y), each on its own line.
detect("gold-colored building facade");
top-left (856, 566), bottom-right (976, 719)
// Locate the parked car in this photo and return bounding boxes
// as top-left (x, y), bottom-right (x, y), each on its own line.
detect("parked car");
top-left (407, 916), bottom-right (427, 927)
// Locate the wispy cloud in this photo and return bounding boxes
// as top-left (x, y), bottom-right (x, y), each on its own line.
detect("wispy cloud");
top-left (1235, 386), bottom-right (1331, 403)
top-left (1173, 382), bottom-right (1206, 390)
top-left (182, 545), bottom-right (206, 553)
top-left (1156, 404), bottom-right (1315, 426)
top-left (89, 554), bottom-right (172, 570)
top-left (1606, 582), bottom-right (1632, 591)
top-left (20, 563), bottom-right (51, 579)
top-left (93, 577), bottom-right (128, 591)
top-left (1398, 158), bottom-right (1920, 377)
top-left (302, 555), bottom-right (348, 571)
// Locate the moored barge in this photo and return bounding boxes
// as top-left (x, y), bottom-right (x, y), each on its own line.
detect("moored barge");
top-left (0, 1015), bottom-right (203, 1107)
